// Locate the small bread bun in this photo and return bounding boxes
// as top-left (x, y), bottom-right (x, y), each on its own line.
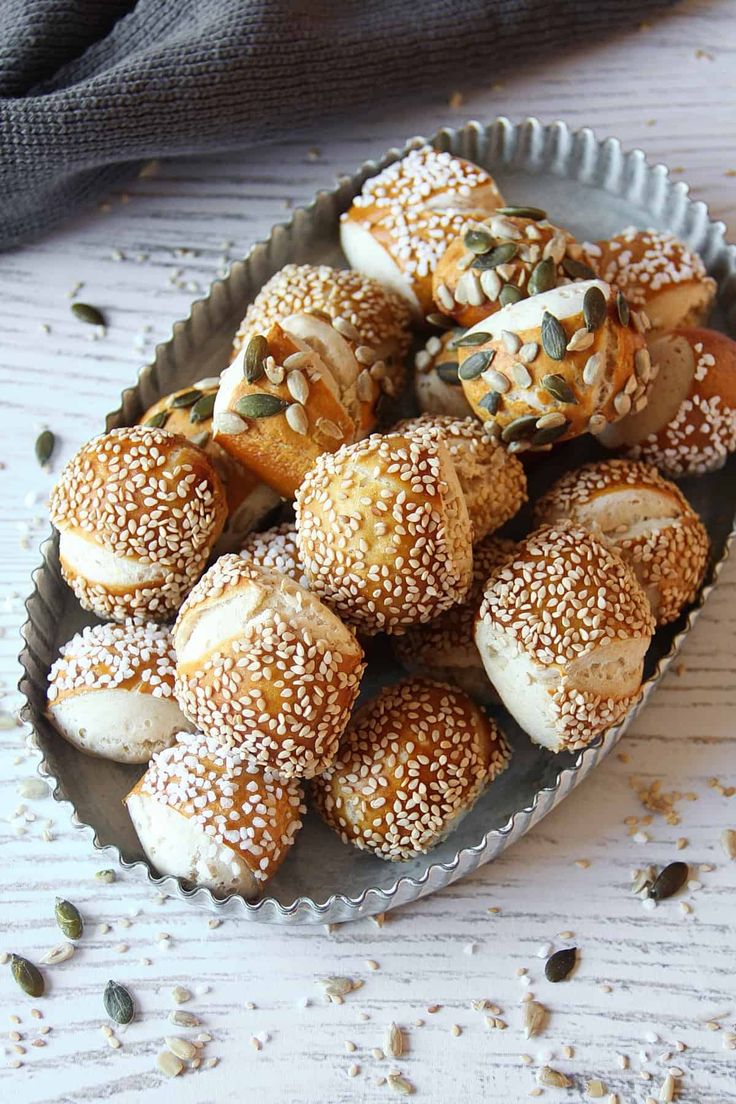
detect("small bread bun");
top-left (125, 730), bottom-right (305, 898)
top-left (394, 414), bottom-right (527, 543)
top-left (393, 536), bottom-right (517, 699)
top-left (295, 433), bottom-right (473, 635)
top-left (47, 621), bottom-right (192, 763)
top-left (311, 677), bottom-right (510, 861)
top-left (475, 523), bottom-right (655, 752)
top-left (49, 427), bottom-right (227, 622)
top-left (534, 459), bottom-right (709, 626)
top-left (433, 211), bottom-right (582, 328)
top-left (600, 327), bottom-right (736, 477)
top-left (458, 280), bottom-right (649, 450)
top-left (340, 146), bottom-right (505, 316)
top-left (414, 329), bottom-right (474, 418)
top-left (173, 555), bottom-right (365, 778)
top-left (584, 228), bottom-right (716, 335)
top-left (238, 521), bottom-right (309, 588)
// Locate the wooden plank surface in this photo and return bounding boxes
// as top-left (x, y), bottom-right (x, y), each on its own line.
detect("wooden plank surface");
top-left (1, 0), bottom-right (735, 1099)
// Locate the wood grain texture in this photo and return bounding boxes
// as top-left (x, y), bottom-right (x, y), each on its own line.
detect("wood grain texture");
top-left (1, 0), bottom-right (735, 1099)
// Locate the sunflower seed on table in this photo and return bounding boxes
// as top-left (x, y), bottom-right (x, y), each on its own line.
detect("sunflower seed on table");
top-left (35, 430), bottom-right (55, 466)
top-left (170, 1010), bottom-right (200, 1028)
top-left (387, 1071), bottom-right (415, 1095)
top-left (586, 1079), bottom-right (607, 1098)
top-left (720, 829), bottom-right (736, 860)
top-left (17, 778), bottom-right (48, 799)
top-left (157, 1050), bottom-right (184, 1078)
top-left (385, 1022), bottom-right (404, 1058)
top-left (40, 942), bottom-right (74, 965)
top-left (523, 1000), bottom-right (548, 1038)
top-left (537, 1066), bottom-right (572, 1088)
top-left (166, 1036), bottom-right (197, 1061)
top-left (171, 985), bottom-right (191, 1004)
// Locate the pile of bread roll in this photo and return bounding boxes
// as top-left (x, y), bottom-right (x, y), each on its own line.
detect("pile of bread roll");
top-left (45, 142), bottom-right (733, 901)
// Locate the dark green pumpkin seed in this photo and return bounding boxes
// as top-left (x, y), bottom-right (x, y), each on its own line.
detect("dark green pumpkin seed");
top-left (55, 898), bottom-right (83, 940)
top-left (471, 243), bottom-right (518, 271)
top-left (562, 256), bottom-right (597, 281)
top-left (616, 289), bottom-right (631, 327)
top-left (541, 312), bottom-right (567, 361)
top-left (235, 394), bottom-right (290, 419)
top-left (244, 334), bottom-right (269, 383)
top-left (71, 302), bottom-right (105, 326)
top-left (104, 979), bottom-right (135, 1025)
top-left (528, 257), bottom-right (557, 297)
top-left (542, 373), bottom-right (577, 404)
top-left (532, 419), bottom-right (570, 446)
top-left (425, 312), bottom-right (456, 330)
top-left (35, 429), bottom-right (55, 466)
top-left (435, 362), bottom-right (461, 385)
top-left (10, 955), bottom-right (44, 997)
top-left (501, 415), bottom-right (539, 443)
top-left (478, 390), bottom-right (501, 415)
top-left (170, 389), bottom-right (202, 409)
top-left (451, 331), bottom-right (491, 348)
top-left (583, 286), bottom-right (607, 332)
top-left (496, 206), bottom-right (547, 220)
top-left (545, 947), bottom-right (577, 983)
top-left (459, 349), bottom-right (494, 380)
top-left (499, 284), bottom-right (524, 306)
top-left (649, 861), bottom-right (689, 901)
top-left (144, 410), bottom-right (169, 429)
top-left (189, 392), bottom-right (216, 423)
top-left (464, 226), bottom-right (494, 254)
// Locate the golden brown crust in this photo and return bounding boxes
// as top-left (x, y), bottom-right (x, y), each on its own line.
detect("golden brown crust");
top-left (47, 621), bottom-right (177, 707)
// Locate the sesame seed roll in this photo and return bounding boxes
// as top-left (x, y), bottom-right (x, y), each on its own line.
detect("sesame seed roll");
top-left (49, 426), bottom-right (227, 623)
top-left (238, 521), bottom-right (309, 589)
top-left (534, 459), bottom-right (709, 627)
top-left (311, 677), bottom-right (511, 861)
top-left (475, 522), bottom-right (655, 753)
top-left (126, 729), bottom-right (306, 899)
top-left (414, 328), bottom-right (474, 419)
top-left (47, 620), bottom-right (192, 763)
top-left (294, 432), bottom-right (473, 636)
top-left (340, 146), bottom-right (505, 316)
top-left (173, 555), bottom-right (365, 779)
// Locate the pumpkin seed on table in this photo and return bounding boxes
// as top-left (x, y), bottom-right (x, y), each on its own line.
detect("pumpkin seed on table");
top-left (35, 429), bottom-right (55, 466)
top-left (459, 349), bottom-right (494, 380)
top-left (545, 946), bottom-right (577, 982)
top-left (471, 243), bottom-right (518, 271)
top-left (528, 257), bottom-right (557, 296)
top-left (104, 979), bottom-right (135, 1025)
top-left (583, 285), bottom-right (607, 331)
top-left (10, 955), bottom-right (44, 997)
top-left (55, 898), bottom-right (83, 940)
top-left (189, 391), bottom-right (216, 423)
top-left (649, 862), bottom-right (689, 901)
top-left (496, 205), bottom-right (547, 220)
top-left (451, 331), bottom-right (491, 349)
top-left (244, 334), bottom-right (269, 382)
top-left (71, 302), bottom-right (105, 326)
top-left (541, 311), bottom-right (567, 360)
top-left (170, 389), bottom-right (201, 409)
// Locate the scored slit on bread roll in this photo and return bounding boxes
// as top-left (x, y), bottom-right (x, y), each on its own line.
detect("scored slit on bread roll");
top-left (125, 730), bottom-right (305, 899)
top-left (49, 426), bottom-right (227, 622)
top-left (173, 555), bottom-right (365, 778)
top-left (534, 459), bottom-right (710, 626)
top-left (414, 329), bottom-right (473, 418)
top-left (475, 522), bottom-right (655, 752)
top-left (47, 621), bottom-right (193, 763)
top-left (340, 146), bottom-right (505, 316)
top-left (311, 677), bottom-right (511, 861)
top-left (457, 279), bottom-right (650, 450)
top-left (295, 432), bottom-right (473, 635)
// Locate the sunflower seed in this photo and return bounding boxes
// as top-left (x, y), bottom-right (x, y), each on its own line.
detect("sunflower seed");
top-left (489, 215), bottom-right (523, 239)
top-left (169, 1010), bottom-right (200, 1028)
top-left (10, 955), bottom-right (44, 997)
top-left (387, 1072), bottom-right (414, 1095)
top-left (465, 271), bottom-right (485, 306)
top-left (583, 353), bottom-right (604, 386)
top-left (370, 359), bottom-right (387, 381)
top-left (459, 350), bottom-right (494, 380)
top-left (157, 1050), bottom-right (184, 1077)
top-left (583, 286), bottom-right (608, 331)
top-left (333, 315), bottom-right (360, 342)
top-left (286, 369), bottom-right (309, 405)
top-left (166, 1036), bottom-right (197, 1061)
top-left (170, 389), bottom-right (201, 409)
top-left (586, 1079), bottom-right (607, 1098)
top-left (104, 980), bottom-right (134, 1024)
top-left (285, 403), bottom-right (308, 435)
top-left (614, 392), bottom-right (632, 417)
top-left (563, 256), bottom-right (597, 280)
top-left (386, 1023), bottom-right (404, 1058)
top-left (144, 411), bottom-right (169, 429)
top-left (480, 269), bottom-right (502, 301)
top-left (543, 233), bottom-right (568, 265)
top-left (435, 283), bottom-right (455, 312)
top-left (317, 417), bottom-right (344, 439)
top-left (353, 345), bottom-right (376, 367)
top-left (189, 392), bottom-right (216, 422)
top-left (545, 946), bottom-right (577, 982)
top-left (192, 376), bottom-right (221, 390)
top-left (541, 312), bottom-right (567, 360)
top-left (499, 284), bottom-right (524, 306)
top-left (511, 362), bottom-right (533, 387)
top-left (453, 272), bottom-right (471, 306)
top-left (482, 368), bottom-right (510, 394)
top-left (214, 411), bottom-right (247, 435)
top-left (464, 226), bottom-right (494, 254)
top-left (616, 290), bottom-right (631, 326)
top-left (472, 243), bottom-right (518, 270)
top-left (171, 985), bottom-right (191, 1004)
top-left (588, 413), bottom-right (607, 434)
top-left (436, 362), bottom-right (461, 385)
top-left (635, 348), bottom-right (652, 378)
top-left (720, 829), bottom-right (736, 860)
top-left (284, 351), bottom-right (311, 369)
top-left (452, 331), bottom-right (491, 348)
top-left (542, 374), bottom-right (577, 404)
top-left (40, 942), bottom-right (74, 965)
top-left (55, 899), bottom-right (83, 941)
top-left (71, 302), bottom-right (105, 326)
top-left (500, 330), bottom-right (521, 354)
top-left (523, 1000), bottom-right (548, 1038)
top-left (357, 371), bottom-right (375, 401)
top-left (537, 1066), bottom-right (572, 1089)
top-left (35, 430), bottom-right (55, 466)
top-left (235, 394), bottom-right (289, 419)
top-left (501, 415), bottom-right (538, 443)
top-left (649, 862), bottom-right (689, 901)
top-left (528, 257), bottom-right (557, 296)
top-left (318, 976), bottom-right (356, 1002)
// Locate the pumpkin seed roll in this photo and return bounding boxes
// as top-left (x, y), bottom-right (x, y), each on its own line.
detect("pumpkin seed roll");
top-left (340, 146), bottom-right (505, 316)
top-left (49, 426), bottom-right (227, 622)
top-left (312, 677), bottom-right (511, 861)
top-left (457, 279), bottom-right (650, 450)
top-left (414, 328), bottom-right (474, 418)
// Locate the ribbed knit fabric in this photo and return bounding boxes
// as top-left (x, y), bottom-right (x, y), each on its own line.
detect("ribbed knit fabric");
top-left (0, 0), bottom-right (676, 249)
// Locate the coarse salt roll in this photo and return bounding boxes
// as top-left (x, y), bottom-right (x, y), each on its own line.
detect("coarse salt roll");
top-left (395, 414), bottom-right (527, 543)
top-left (340, 146), bottom-right (505, 316)
top-left (173, 555), bottom-right (365, 779)
top-left (238, 521), bottom-right (309, 589)
top-left (433, 208), bottom-right (585, 328)
top-left (534, 459), bottom-right (710, 627)
top-left (584, 227), bottom-right (716, 335)
top-left (414, 328), bottom-right (473, 418)
top-left (49, 427), bottom-right (227, 622)
top-left (457, 279), bottom-right (650, 450)
top-left (600, 327), bottom-right (736, 477)
top-left (294, 433), bottom-right (473, 635)
top-left (125, 730), bottom-right (305, 899)
top-left (311, 677), bottom-right (511, 861)
top-left (46, 621), bottom-right (192, 763)
top-left (475, 523), bottom-right (655, 752)
top-left (393, 536), bottom-right (517, 700)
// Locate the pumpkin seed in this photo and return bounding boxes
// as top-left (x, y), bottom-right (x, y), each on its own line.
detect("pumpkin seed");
top-left (451, 331), bottom-right (491, 348)
top-left (244, 334), bottom-right (268, 382)
top-left (616, 290), bottom-right (631, 326)
top-left (649, 862), bottom-right (689, 901)
top-left (583, 286), bottom-right (607, 331)
top-left (189, 392), bottom-right (216, 423)
top-left (425, 312), bottom-right (456, 329)
top-left (537, 1066), bottom-right (572, 1089)
top-left (464, 226), bottom-right (494, 254)
top-left (499, 284), bottom-right (524, 306)
top-left (436, 362), bottom-right (461, 385)
top-left (542, 374), bottom-right (577, 404)
top-left (234, 394), bottom-right (289, 419)
top-left (10, 955), bottom-right (44, 997)
top-left (501, 415), bottom-right (538, 443)
top-left (563, 255), bottom-right (597, 280)
top-left (55, 899), bottom-right (83, 940)
top-left (541, 311), bottom-right (567, 360)
top-left (104, 979), bottom-right (135, 1025)
top-left (478, 391), bottom-right (501, 415)
top-left (170, 389), bottom-right (201, 409)
top-left (528, 257), bottom-right (557, 296)
top-left (35, 430), bottom-right (55, 466)
top-left (496, 205), bottom-right (547, 220)
top-left (71, 302), bottom-right (105, 326)
top-left (523, 1000), bottom-right (548, 1038)
top-left (144, 410), bottom-right (169, 429)
top-left (532, 420), bottom-right (569, 447)
top-left (459, 350), bottom-right (494, 380)
top-left (472, 243), bottom-right (518, 271)
top-left (545, 946), bottom-right (577, 982)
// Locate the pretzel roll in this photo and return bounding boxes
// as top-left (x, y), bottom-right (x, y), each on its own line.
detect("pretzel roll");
top-left (49, 427), bottom-right (227, 622)
top-left (393, 536), bottom-right (517, 699)
top-left (534, 460), bottom-right (709, 626)
top-left (395, 414), bottom-right (527, 543)
top-left (340, 146), bottom-right (505, 316)
top-left (47, 621), bottom-right (192, 763)
top-left (139, 383), bottom-right (280, 549)
top-left (173, 555), bottom-right (365, 778)
top-left (311, 677), bottom-right (511, 861)
top-left (238, 521), bottom-right (309, 589)
top-left (414, 329), bottom-right (473, 418)
top-left (584, 228), bottom-right (716, 335)
top-left (458, 280), bottom-right (649, 450)
top-left (475, 523), bottom-right (655, 752)
top-left (294, 433), bottom-right (473, 635)
top-left (433, 210), bottom-right (584, 328)
top-left (125, 731), bottom-right (305, 898)
top-left (600, 327), bottom-right (736, 477)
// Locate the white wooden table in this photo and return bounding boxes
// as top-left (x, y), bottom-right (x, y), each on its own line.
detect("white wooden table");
top-left (1, 1), bottom-right (735, 1100)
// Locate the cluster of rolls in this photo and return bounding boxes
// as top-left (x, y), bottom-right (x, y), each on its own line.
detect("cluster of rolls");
top-left (45, 143), bottom-right (725, 900)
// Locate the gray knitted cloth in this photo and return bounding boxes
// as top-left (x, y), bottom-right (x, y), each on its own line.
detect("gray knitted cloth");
top-left (0, 0), bottom-right (676, 249)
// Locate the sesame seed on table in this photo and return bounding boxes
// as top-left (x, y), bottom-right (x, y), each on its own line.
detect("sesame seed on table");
top-left (1, 1), bottom-right (736, 1100)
